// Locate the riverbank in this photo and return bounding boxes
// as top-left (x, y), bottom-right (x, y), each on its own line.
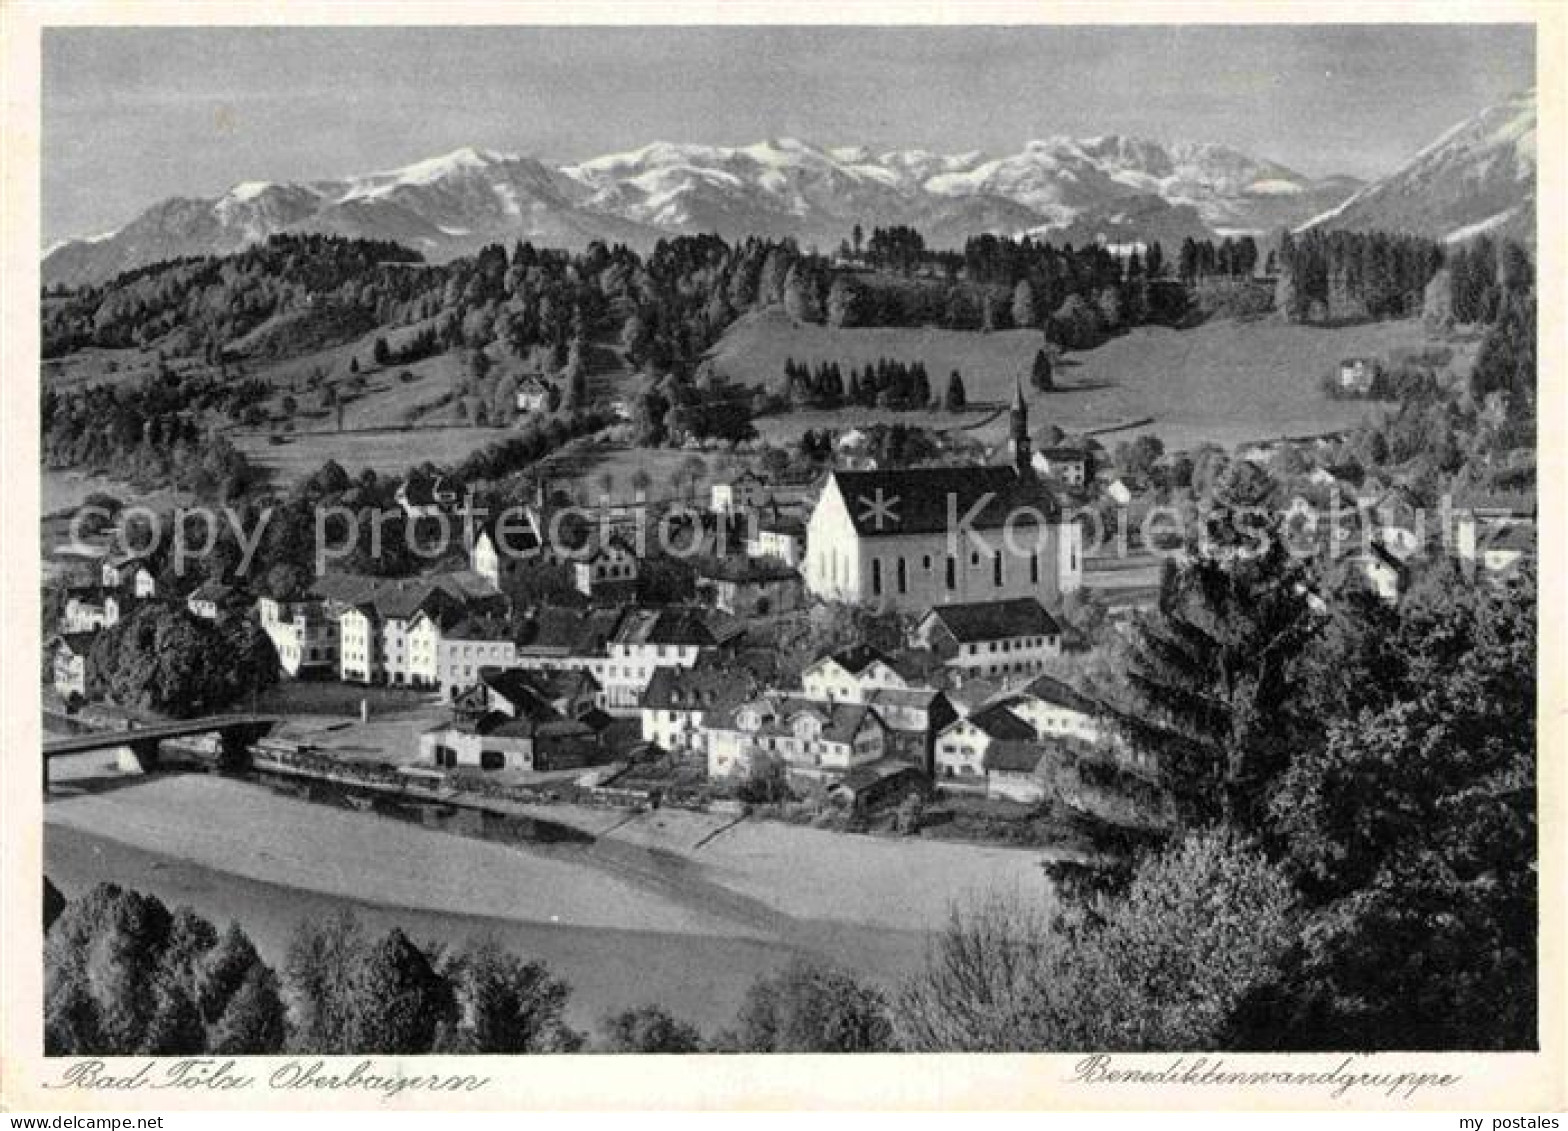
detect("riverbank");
top-left (42, 770), bottom-right (1053, 1030)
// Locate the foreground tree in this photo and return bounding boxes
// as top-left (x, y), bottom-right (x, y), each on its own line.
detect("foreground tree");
top-left (723, 959), bottom-right (894, 1052)
top-left (1249, 568), bottom-right (1538, 1050)
top-left (45, 884), bottom-right (284, 1056)
top-left (599, 1005), bottom-right (704, 1053)
top-left (1116, 534), bottom-right (1316, 829)
top-left (441, 938), bottom-right (583, 1053)
top-left (897, 830), bottom-right (1297, 1051)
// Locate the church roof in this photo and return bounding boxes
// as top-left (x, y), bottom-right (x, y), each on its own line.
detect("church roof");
top-left (828, 466), bottom-right (1061, 536)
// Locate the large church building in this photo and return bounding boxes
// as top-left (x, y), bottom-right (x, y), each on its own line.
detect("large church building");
top-left (804, 386), bottom-right (1083, 611)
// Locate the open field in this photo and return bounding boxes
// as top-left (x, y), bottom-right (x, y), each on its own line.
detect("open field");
top-left (711, 308), bottom-right (1044, 399)
top-left (231, 424), bottom-right (511, 484)
top-left (706, 308), bottom-right (1481, 453)
top-left (1050, 316), bottom-right (1482, 451)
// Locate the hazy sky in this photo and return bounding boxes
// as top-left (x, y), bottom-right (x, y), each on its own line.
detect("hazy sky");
top-left (43, 24), bottom-right (1534, 243)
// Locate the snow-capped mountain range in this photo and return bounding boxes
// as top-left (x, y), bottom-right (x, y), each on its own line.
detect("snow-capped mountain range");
top-left (1301, 88), bottom-right (1536, 246)
top-left (43, 92), bottom-right (1534, 286)
top-left (43, 134), bottom-right (1360, 286)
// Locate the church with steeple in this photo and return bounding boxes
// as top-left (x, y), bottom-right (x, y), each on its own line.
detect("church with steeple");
top-left (802, 382), bottom-right (1083, 612)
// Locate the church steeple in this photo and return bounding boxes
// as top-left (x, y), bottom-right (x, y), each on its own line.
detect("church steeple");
top-left (1009, 377), bottom-right (1033, 478)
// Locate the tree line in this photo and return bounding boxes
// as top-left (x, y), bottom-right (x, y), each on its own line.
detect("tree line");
top-left (1275, 228), bottom-right (1444, 323)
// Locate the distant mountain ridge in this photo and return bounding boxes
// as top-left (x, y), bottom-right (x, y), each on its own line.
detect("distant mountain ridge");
top-left (1301, 88), bottom-right (1535, 245)
top-left (44, 133), bottom-right (1365, 286)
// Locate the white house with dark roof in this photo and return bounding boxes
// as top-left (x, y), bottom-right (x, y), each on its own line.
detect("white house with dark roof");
top-left (932, 700), bottom-right (1039, 786)
top-left (710, 468), bottom-right (769, 515)
top-left (992, 674), bottom-right (1107, 745)
top-left (639, 662), bottom-right (758, 756)
top-left (911, 597), bottom-right (1062, 680)
top-left (746, 508), bottom-right (808, 566)
top-left (1032, 446), bottom-right (1090, 487)
top-left (186, 581), bottom-right (235, 621)
top-left (603, 606), bottom-right (743, 709)
top-left (514, 375), bottom-right (552, 415)
top-left (703, 693), bottom-right (888, 781)
top-left (803, 387), bottom-right (1080, 610)
top-left (574, 535), bottom-right (640, 599)
top-left (801, 643), bottom-right (921, 703)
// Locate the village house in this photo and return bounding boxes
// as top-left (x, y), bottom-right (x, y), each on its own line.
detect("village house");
top-left (912, 597), bottom-right (1063, 680)
top-left (100, 554), bottom-right (157, 598)
top-left (470, 509), bottom-right (546, 591)
top-left (185, 580), bottom-right (234, 621)
top-left (62, 587), bottom-right (125, 633)
top-left (1338, 357), bottom-right (1378, 395)
top-left (418, 669), bottom-right (602, 774)
top-left (703, 693), bottom-right (889, 781)
top-left (982, 740), bottom-right (1053, 803)
top-left (427, 616), bottom-right (519, 699)
top-left (1476, 524), bottom-right (1535, 585)
top-left (514, 375), bottom-right (552, 415)
top-left (709, 468), bottom-right (769, 515)
top-left (50, 633), bottom-right (94, 701)
top-left (745, 508), bottom-right (808, 567)
top-left (257, 594), bottom-right (339, 678)
top-left (797, 643), bottom-right (952, 771)
top-left (574, 536), bottom-right (640, 600)
top-left (509, 605), bottom-right (627, 695)
top-left (801, 643), bottom-right (925, 703)
top-left (1345, 541), bottom-right (1408, 604)
top-left (989, 674), bottom-right (1106, 745)
top-left (1363, 485), bottom-right (1429, 558)
top-left (1032, 446), bottom-right (1091, 487)
top-left (804, 387), bottom-right (1081, 611)
top-left (693, 555), bottom-right (804, 617)
top-left (603, 606), bottom-right (743, 710)
top-left (638, 662), bottom-right (758, 757)
top-left (932, 700), bottom-right (1039, 787)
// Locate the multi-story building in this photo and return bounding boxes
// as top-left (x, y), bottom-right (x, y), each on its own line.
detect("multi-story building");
top-left (603, 606), bottom-right (743, 710)
top-left (638, 662), bottom-right (758, 757)
top-left (50, 633), bottom-right (94, 700)
top-left (257, 594), bottom-right (340, 678)
top-left (335, 572), bottom-right (505, 685)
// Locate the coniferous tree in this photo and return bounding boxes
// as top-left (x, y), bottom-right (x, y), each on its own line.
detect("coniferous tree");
top-left (944, 370), bottom-right (966, 411)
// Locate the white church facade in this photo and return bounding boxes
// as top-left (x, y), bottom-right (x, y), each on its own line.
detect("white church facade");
top-left (803, 385), bottom-right (1083, 612)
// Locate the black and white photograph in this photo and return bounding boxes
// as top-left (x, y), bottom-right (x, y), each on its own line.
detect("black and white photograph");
top-left (4, 3), bottom-right (1560, 1115)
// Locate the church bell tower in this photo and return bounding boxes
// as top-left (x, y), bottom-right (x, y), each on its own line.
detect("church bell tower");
top-left (1009, 378), bottom-right (1033, 478)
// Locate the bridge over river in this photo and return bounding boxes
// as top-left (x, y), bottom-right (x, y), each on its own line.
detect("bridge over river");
top-left (42, 715), bottom-right (279, 790)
